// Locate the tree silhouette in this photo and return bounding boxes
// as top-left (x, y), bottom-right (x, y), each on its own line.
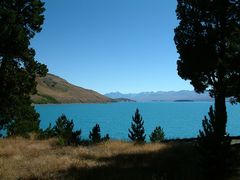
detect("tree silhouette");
top-left (128, 108), bottom-right (146, 144)
top-left (89, 124), bottom-right (101, 143)
top-left (198, 106), bottom-right (231, 178)
top-left (0, 0), bottom-right (47, 135)
top-left (174, 0), bottom-right (240, 141)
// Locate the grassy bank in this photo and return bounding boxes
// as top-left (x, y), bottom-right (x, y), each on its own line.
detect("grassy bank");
top-left (0, 138), bottom-right (239, 180)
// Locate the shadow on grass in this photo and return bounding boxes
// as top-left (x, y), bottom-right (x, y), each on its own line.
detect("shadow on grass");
top-left (57, 142), bottom-right (207, 180)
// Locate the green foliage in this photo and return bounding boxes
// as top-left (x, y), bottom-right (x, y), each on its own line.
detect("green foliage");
top-left (57, 136), bottom-right (65, 146)
top-left (89, 124), bottom-right (101, 144)
top-left (54, 114), bottom-right (81, 146)
top-left (0, 0), bottom-right (48, 135)
top-left (175, 0), bottom-right (240, 95)
top-left (128, 108), bottom-right (146, 144)
top-left (150, 126), bottom-right (165, 143)
top-left (198, 106), bottom-right (231, 179)
top-left (39, 114), bottom-right (81, 146)
top-left (6, 99), bottom-right (40, 137)
top-left (38, 123), bottom-right (55, 139)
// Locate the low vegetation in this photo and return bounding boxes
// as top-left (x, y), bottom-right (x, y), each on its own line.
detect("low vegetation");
top-left (0, 137), bottom-right (201, 180)
top-left (33, 93), bottom-right (59, 104)
top-left (1, 137), bottom-right (240, 180)
top-left (38, 114), bottom-right (81, 145)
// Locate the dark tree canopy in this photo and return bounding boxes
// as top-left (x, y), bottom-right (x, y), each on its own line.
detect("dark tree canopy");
top-left (174, 0), bottom-right (240, 137)
top-left (128, 108), bottom-right (146, 144)
top-left (175, 0), bottom-right (240, 95)
top-left (0, 0), bottom-right (47, 135)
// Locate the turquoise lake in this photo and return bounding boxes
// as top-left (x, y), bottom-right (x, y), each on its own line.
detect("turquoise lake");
top-left (35, 102), bottom-right (240, 140)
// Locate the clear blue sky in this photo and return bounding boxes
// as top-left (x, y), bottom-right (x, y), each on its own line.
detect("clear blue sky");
top-left (31, 0), bottom-right (192, 94)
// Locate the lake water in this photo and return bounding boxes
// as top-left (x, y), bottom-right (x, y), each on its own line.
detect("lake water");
top-left (35, 102), bottom-right (240, 140)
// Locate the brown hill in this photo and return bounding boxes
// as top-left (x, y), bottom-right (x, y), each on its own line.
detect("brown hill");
top-left (31, 74), bottom-right (113, 104)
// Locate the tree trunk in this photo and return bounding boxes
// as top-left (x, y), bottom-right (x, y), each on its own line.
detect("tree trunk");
top-left (214, 90), bottom-right (227, 138)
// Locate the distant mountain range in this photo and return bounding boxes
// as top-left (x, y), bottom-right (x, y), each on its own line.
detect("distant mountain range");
top-left (105, 90), bottom-right (212, 102)
top-left (31, 73), bottom-right (213, 104)
top-left (32, 74), bottom-right (113, 104)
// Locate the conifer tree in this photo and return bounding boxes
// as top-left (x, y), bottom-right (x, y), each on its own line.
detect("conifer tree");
top-left (54, 114), bottom-right (81, 145)
top-left (150, 126), bottom-right (165, 143)
top-left (198, 106), bottom-right (231, 178)
top-left (0, 0), bottom-right (48, 135)
top-left (128, 108), bottom-right (146, 144)
top-left (89, 124), bottom-right (101, 143)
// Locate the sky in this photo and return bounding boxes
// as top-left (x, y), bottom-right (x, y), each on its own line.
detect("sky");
top-left (31, 0), bottom-right (193, 94)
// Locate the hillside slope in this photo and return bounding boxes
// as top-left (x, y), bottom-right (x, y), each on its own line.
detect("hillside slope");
top-left (32, 74), bottom-right (112, 104)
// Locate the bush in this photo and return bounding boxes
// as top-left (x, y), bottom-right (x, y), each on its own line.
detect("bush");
top-left (150, 126), bottom-right (165, 143)
top-left (38, 114), bottom-right (81, 146)
top-left (54, 114), bottom-right (81, 145)
top-left (102, 133), bottom-right (110, 142)
top-left (38, 123), bottom-right (55, 139)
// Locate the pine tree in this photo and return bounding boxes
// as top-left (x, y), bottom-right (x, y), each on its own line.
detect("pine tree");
top-left (128, 108), bottom-right (146, 144)
top-left (0, 0), bottom-right (48, 136)
top-left (89, 124), bottom-right (101, 143)
top-left (150, 126), bottom-right (165, 143)
top-left (198, 106), bottom-right (231, 179)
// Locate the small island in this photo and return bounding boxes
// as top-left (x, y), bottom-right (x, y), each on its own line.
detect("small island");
top-left (174, 100), bottom-right (194, 102)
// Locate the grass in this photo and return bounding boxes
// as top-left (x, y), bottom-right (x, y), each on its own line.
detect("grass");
top-left (0, 137), bottom-right (239, 180)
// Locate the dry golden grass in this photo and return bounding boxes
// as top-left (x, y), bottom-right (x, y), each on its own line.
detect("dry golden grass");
top-left (1, 138), bottom-right (239, 180)
top-left (0, 138), bottom-right (170, 180)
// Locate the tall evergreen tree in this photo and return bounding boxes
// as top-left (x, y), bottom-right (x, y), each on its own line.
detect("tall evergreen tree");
top-left (174, 0), bottom-right (240, 141)
top-left (128, 108), bottom-right (146, 143)
top-left (0, 0), bottom-right (47, 135)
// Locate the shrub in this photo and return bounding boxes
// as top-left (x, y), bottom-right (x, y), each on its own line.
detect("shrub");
top-left (102, 133), bottom-right (110, 142)
top-left (38, 123), bottom-right (56, 139)
top-left (128, 108), bottom-right (146, 144)
top-left (150, 126), bottom-right (165, 143)
top-left (38, 114), bottom-right (81, 146)
top-left (54, 114), bottom-right (81, 145)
